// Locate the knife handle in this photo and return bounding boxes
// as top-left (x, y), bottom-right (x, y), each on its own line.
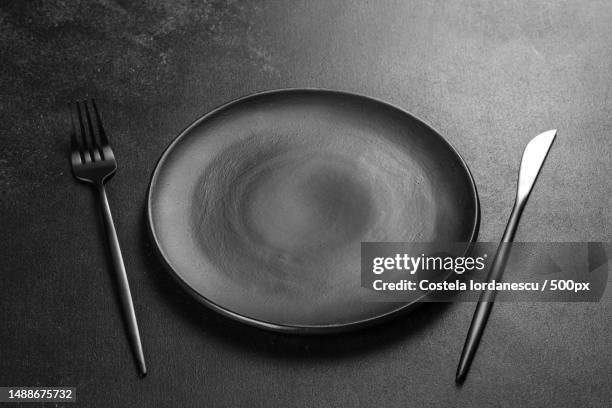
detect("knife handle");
top-left (455, 201), bottom-right (525, 383)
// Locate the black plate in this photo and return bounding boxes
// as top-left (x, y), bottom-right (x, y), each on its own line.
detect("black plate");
top-left (147, 89), bottom-right (479, 333)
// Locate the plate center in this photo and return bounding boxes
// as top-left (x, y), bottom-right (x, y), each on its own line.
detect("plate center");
top-left (245, 156), bottom-right (376, 255)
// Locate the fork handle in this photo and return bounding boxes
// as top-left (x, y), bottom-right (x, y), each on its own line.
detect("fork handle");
top-left (97, 183), bottom-right (147, 376)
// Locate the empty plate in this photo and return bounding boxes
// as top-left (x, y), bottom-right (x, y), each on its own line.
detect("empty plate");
top-left (147, 89), bottom-right (479, 333)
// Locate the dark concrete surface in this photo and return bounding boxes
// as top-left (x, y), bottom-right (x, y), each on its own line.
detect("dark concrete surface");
top-left (1, 1), bottom-right (611, 407)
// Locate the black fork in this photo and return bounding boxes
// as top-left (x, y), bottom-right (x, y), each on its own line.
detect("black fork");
top-left (70, 99), bottom-right (147, 376)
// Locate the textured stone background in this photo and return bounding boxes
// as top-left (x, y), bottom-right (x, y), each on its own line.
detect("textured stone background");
top-left (1, 1), bottom-right (611, 407)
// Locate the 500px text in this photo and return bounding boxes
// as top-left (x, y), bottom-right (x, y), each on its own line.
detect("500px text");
top-left (372, 279), bottom-right (590, 292)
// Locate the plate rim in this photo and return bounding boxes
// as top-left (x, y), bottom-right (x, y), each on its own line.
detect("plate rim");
top-left (146, 87), bottom-right (481, 334)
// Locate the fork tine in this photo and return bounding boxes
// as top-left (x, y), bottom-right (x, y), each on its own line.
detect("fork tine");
top-left (85, 100), bottom-right (100, 146)
top-left (78, 100), bottom-right (101, 162)
top-left (83, 100), bottom-right (102, 161)
top-left (90, 99), bottom-right (110, 145)
top-left (90, 99), bottom-right (114, 161)
top-left (76, 101), bottom-right (94, 162)
top-left (70, 102), bottom-right (86, 164)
